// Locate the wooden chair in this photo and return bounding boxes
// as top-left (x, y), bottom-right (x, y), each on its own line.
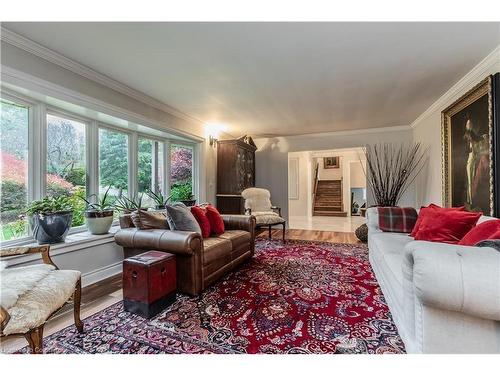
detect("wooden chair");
top-left (0, 245), bottom-right (83, 354)
top-left (241, 187), bottom-right (286, 242)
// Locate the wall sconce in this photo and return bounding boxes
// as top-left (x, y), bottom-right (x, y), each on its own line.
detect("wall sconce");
top-left (205, 122), bottom-right (226, 148)
top-left (209, 135), bottom-right (218, 147)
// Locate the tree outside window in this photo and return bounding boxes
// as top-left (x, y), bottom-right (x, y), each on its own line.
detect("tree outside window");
top-left (0, 99), bottom-right (29, 240)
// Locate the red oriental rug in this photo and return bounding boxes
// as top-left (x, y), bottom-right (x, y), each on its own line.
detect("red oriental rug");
top-left (20, 239), bottom-right (405, 354)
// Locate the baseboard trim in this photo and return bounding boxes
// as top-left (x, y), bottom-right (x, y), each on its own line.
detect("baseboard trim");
top-left (81, 261), bottom-right (122, 287)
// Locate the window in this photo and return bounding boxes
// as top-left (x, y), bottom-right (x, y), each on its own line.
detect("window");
top-left (170, 144), bottom-right (193, 202)
top-left (0, 99), bottom-right (29, 241)
top-left (46, 113), bottom-right (86, 227)
top-left (138, 137), bottom-right (164, 207)
top-left (99, 127), bottom-right (128, 201)
top-left (0, 88), bottom-right (199, 244)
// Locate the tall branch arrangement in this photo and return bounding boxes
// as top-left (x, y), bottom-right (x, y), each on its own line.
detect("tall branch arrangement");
top-left (363, 143), bottom-right (426, 207)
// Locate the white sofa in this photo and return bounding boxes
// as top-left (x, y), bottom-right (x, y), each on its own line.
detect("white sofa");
top-left (366, 207), bottom-right (500, 354)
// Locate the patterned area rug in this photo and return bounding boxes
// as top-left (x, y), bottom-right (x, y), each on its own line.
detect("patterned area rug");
top-left (21, 239), bottom-right (405, 354)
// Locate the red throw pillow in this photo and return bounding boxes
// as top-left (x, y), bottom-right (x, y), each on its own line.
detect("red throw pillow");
top-left (414, 209), bottom-right (482, 244)
top-left (190, 206), bottom-right (211, 238)
top-left (205, 205), bottom-right (225, 235)
top-left (410, 204), bottom-right (465, 237)
top-left (458, 219), bottom-right (500, 246)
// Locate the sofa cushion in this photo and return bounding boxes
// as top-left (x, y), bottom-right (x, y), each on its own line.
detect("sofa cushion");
top-left (458, 219), bottom-right (500, 246)
top-left (218, 230), bottom-right (251, 250)
top-left (166, 202), bottom-right (201, 235)
top-left (131, 210), bottom-right (169, 230)
top-left (203, 237), bottom-right (232, 264)
top-left (3, 269), bottom-right (81, 335)
top-left (414, 209), bottom-right (481, 244)
top-left (1, 264), bottom-right (56, 311)
top-left (253, 212), bottom-right (285, 225)
top-left (205, 205), bottom-right (225, 235)
top-left (377, 207), bottom-right (418, 233)
top-left (190, 206), bottom-right (211, 238)
top-left (410, 204), bottom-right (465, 237)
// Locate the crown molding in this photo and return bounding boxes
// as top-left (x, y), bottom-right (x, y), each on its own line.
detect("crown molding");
top-left (252, 124), bottom-right (411, 140)
top-left (410, 44), bottom-right (500, 129)
top-left (1, 65), bottom-right (205, 142)
top-left (0, 26), bottom-right (204, 127)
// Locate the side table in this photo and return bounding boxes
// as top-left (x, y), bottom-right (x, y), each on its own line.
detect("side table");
top-left (123, 250), bottom-right (176, 318)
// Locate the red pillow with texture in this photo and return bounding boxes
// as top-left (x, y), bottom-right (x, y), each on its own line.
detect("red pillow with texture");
top-left (205, 205), bottom-right (225, 235)
top-left (458, 219), bottom-right (500, 246)
top-left (414, 209), bottom-right (482, 244)
top-left (410, 204), bottom-right (465, 237)
top-left (190, 206), bottom-right (211, 238)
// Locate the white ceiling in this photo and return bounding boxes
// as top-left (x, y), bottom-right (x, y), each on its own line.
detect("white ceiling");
top-left (3, 22), bottom-right (500, 137)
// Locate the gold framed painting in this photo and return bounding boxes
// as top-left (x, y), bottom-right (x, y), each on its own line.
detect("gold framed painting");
top-left (441, 73), bottom-right (499, 216)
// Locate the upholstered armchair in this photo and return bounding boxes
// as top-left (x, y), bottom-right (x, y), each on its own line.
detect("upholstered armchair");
top-left (241, 187), bottom-right (286, 242)
top-left (0, 245), bottom-right (83, 354)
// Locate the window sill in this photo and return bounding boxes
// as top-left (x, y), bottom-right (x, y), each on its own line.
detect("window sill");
top-left (3, 225), bottom-right (121, 267)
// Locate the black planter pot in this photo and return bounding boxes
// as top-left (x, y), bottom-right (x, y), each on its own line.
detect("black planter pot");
top-left (180, 199), bottom-right (196, 207)
top-left (30, 211), bottom-right (73, 244)
top-left (155, 205), bottom-right (166, 210)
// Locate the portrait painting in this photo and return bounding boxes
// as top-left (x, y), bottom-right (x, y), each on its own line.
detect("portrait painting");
top-left (442, 73), bottom-right (499, 216)
top-left (324, 156), bottom-right (339, 169)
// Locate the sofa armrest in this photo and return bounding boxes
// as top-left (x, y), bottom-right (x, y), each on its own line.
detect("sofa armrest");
top-left (114, 228), bottom-right (202, 256)
top-left (366, 207), bottom-right (382, 233)
top-left (405, 241), bottom-right (500, 321)
top-left (222, 215), bottom-right (256, 234)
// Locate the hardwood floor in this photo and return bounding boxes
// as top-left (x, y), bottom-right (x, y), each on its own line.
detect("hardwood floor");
top-left (256, 228), bottom-right (360, 244)
top-left (1, 228), bottom-right (359, 353)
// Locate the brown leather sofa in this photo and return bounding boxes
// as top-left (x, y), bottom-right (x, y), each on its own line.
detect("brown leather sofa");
top-left (114, 214), bottom-right (256, 296)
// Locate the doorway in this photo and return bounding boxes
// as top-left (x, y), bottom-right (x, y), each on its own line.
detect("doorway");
top-left (288, 147), bottom-right (366, 232)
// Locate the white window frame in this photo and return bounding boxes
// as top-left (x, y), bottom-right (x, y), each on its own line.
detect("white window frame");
top-left (0, 87), bottom-right (201, 246)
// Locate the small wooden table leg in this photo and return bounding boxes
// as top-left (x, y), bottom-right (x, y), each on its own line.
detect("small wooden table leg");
top-left (282, 222), bottom-right (286, 243)
top-left (268, 225), bottom-right (272, 239)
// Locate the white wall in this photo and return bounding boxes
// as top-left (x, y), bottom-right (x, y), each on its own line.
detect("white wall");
top-left (255, 126), bottom-right (414, 223)
top-left (288, 152), bottom-right (312, 217)
top-left (412, 46), bottom-right (500, 207)
top-left (350, 161), bottom-right (365, 188)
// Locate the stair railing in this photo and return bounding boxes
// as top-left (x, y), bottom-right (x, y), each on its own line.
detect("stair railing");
top-left (312, 162), bottom-right (319, 215)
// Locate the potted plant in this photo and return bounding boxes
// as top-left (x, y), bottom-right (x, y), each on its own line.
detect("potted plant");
top-left (79, 186), bottom-right (115, 235)
top-left (146, 187), bottom-right (171, 210)
top-left (180, 192), bottom-right (196, 207)
top-left (113, 193), bottom-right (145, 213)
top-left (25, 196), bottom-right (74, 244)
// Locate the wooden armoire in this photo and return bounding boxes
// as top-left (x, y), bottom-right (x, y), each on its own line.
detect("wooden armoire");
top-left (216, 135), bottom-right (257, 214)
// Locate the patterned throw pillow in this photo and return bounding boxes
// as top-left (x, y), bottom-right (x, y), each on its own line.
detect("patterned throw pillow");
top-left (165, 202), bottom-right (202, 235)
top-left (475, 239), bottom-right (500, 252)
top-left (377, 207), bottom-right (418, 233)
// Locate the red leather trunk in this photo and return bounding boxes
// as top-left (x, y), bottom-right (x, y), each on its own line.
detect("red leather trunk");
top-left (123, 250), bottom-right (176, 318)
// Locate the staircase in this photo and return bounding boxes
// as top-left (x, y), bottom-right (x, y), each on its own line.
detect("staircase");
top-left (313, 179), bottom-right (347, 217)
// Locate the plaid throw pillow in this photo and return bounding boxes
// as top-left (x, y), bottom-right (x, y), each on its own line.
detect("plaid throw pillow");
top-left (377, 207), bottom-right (418, 233)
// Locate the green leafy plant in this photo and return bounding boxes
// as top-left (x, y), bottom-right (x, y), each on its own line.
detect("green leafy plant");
top-left (67, 187), bottom-right (86, 226)
top-left (25, 196), bottom-right (73, 216)
top-left (113, 193), bottom-right (145, 213)
top-left (79, 186), bottom-right (114, 211)
top-left (170, 182), bottom-right (194, 202)
top-left (146, 187), bottom-right (171, 208)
